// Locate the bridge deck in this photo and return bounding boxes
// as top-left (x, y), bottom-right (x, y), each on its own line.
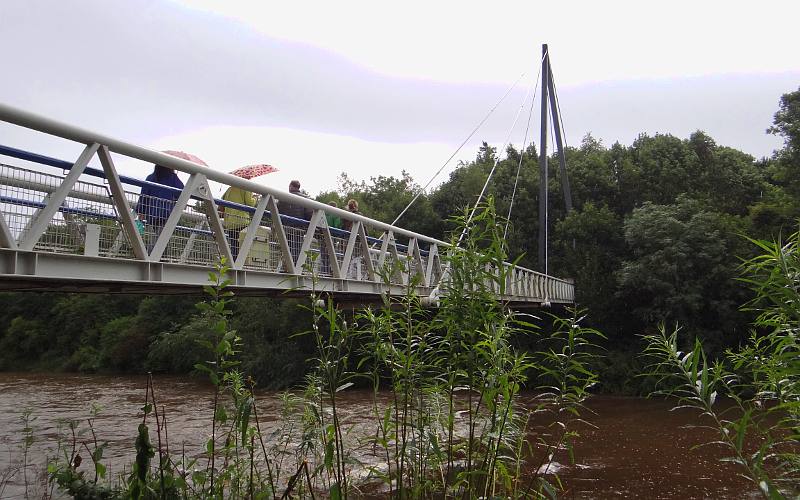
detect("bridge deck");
top-left (0, 103), bottom-right (574, 306)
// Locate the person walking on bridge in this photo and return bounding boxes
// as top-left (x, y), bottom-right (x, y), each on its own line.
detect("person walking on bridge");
top-left (221, 163), bottom-right (278, 262)
top-left (220, 184), bottom-right (256, 261)
top-left (279, 180), bottom-right (312, 265)
top-left (342, 198), bottom-right (361, 232)
top-left (136, 164), bottom-right (184, 251)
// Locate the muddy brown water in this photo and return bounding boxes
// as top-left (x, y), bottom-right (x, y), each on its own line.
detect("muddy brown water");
top-left (0, 373), bottom-right (759, 499)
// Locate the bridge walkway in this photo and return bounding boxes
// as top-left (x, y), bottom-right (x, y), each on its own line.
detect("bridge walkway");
top-left (0, 103), bottom-right (574, 306)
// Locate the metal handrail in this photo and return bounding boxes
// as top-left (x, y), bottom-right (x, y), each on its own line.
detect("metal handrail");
top-left (0, 103), bottom-right (447, 246)
top-left (0, 145), bottom-right (417, 253)
top-left (0, 101), bottom-right (573, 288)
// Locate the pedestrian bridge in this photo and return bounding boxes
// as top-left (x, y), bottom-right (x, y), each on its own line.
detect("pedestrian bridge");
top-left (0, 104), bottom-right (573, 307)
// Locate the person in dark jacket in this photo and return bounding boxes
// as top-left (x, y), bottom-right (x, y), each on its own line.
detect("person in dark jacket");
top-left (135, 164), bottom-right (184, 250)
top-left (280, 180), bottom-right (313, 264)
top-left (279, 180), bottom-right (312, 221)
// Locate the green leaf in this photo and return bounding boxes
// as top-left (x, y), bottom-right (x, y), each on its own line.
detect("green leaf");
top-left (240, 403), bottom-right (252, 447)
top-left (216, 339), bottom-right (231, 355)
top-left (539, 478), bottom-right (558, 499)
top-left (329, 482), bottom-right (342, 500)
top-left (193, 363), bottom-right (212, 374)
top-left (735, 409), bottom-right (751, 453)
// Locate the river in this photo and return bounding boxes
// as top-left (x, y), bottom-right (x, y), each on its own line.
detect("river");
top-left (0, 372), bottom-right (758, 499)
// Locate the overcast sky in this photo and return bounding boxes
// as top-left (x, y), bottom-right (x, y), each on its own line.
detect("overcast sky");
top-left (1, 0), bottom-right (799, 196)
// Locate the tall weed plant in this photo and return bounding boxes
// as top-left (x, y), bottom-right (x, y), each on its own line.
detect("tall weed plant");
top-left (642, 228), bottom-right (800, 498)
top-left (43, 201), bottom-right (601, 499)
top-left (302, 199), bottom-right (602, 498)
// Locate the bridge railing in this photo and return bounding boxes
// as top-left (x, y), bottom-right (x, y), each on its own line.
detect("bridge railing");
top-left (0, 103), bottom-right (573, 304)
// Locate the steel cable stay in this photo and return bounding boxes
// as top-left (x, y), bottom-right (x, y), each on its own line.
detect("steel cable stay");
top-left (389, 51), bottom-right (549, 251)
top-left (423, 53), bottom-right (544, 304)
top-left (389, 71), bottom-right (529, 227)
top-left (456, 64), bottom-right (540, 247)
top-left (503, 54), bottom-right (544, 240)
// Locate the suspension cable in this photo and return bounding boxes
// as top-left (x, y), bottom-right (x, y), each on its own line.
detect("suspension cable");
top-left (503, 54), bottom-right (544, 240)
top-left (456, 54), bottom-right (546, 246)
top-left (390, 72), bottom-right (528, 226)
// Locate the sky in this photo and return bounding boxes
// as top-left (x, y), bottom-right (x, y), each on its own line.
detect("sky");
top-left (1, 0), bottom-right (799, 196)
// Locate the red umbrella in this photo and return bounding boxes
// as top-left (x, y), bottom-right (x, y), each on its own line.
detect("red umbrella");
top-left (162, 150), bottom-right (208, 167)
top-left (229, 164), bottom-right (279, 180)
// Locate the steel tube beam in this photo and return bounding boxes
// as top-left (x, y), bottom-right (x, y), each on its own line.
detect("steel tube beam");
top-left (0, 102), bottom-right (445, 247)
top-left (538, 44), bottom-right (549, 275)
top-left (546, 62), bottom-right (573, 213)
top-left (0, 101), bottom-right (573, 295)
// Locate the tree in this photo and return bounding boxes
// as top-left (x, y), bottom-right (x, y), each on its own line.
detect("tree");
top-left (768, 86), bottom-right (800, 156)
top-left (335, 171), bottom-right (440, 238)
top-left (616, 196), bottom-right (750, 353)
top-left (766, 86), bottom-right (800, 205)
top-left (552, 202), bottom-right (624, 328)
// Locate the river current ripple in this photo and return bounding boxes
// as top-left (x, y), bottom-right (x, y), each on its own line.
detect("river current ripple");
top-left (0, 372), bottom-right (758, 499)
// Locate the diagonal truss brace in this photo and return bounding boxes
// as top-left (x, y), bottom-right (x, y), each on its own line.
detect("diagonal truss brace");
top-left (97, 146), bottom-right (147, 259)
top-left (19, 143), bottom-right (99, 251)
top-left (233, 194), bottom-right (270, 270)
top-left (267, 196), bottom-right (295, 275)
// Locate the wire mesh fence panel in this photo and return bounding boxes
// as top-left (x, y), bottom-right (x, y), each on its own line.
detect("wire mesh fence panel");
top-left (414, 250), bottom-right (428, 285)
top-left (300, 230), bottom-right (326, 278)
top-left (58, 182), bottom-right (120, 257)
top-left (0, 164), bottom-right (63, 246)
top-left (170, 202), bottom-right (222, 266)
top-left (311, 228), bottom-right (333, 278)
top-left (84, 189), bottom-right (140, 259)
top-left (219, 202), bottom-right (251, 265)
top-left (331, 232), bottom-right (348, 261)
top-left (238, 209), bottom-right (275, 272)
top-left (283, 225), bottom-right (306, 273)
top-left (0, 164), bottom-right (127, 256)
top-left (430, 260), bottom-right (442, 287)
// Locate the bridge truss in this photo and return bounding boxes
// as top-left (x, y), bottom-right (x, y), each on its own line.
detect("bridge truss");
top-left (0, 103), bottom-right (573, 307)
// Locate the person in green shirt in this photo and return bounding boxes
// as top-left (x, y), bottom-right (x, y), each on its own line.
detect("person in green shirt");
top-left (326, 201), bottom-right (342, 230)
top-left (221, 186), bottom-right (256, 261)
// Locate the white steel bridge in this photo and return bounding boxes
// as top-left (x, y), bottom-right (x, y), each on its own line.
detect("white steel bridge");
top-left (0, 103), bottom-right (573, 307)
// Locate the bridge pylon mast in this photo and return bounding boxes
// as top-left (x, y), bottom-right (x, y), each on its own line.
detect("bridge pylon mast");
top-left (537, 43), bottom-right (572, 275)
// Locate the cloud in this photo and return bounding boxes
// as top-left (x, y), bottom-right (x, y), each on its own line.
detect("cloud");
top-left (127, 125), bottom-right (468, 197)
top-left (0, 0), bottom-right (796, 199)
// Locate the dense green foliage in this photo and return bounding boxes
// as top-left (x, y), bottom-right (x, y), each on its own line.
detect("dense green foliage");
top-left (0, 87), bottom-right (798, 394)
top-left (642, 228), bottom-right (800, 498)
